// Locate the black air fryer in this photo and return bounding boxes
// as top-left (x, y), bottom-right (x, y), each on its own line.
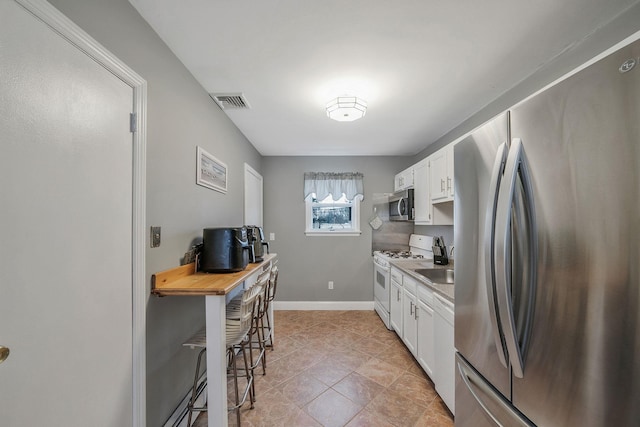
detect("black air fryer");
top-left (201, 227), bottom-right (252, 273)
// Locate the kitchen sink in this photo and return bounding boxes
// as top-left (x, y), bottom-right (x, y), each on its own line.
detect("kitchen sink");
top-left (415, 268), bottom-right (454, 284)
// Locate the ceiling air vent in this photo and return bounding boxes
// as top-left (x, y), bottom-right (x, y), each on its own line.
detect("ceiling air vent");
top-left (210, 93), bottom-right (251, 110)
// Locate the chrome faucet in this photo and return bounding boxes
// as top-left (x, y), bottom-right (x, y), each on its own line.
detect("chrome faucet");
top-left (450, 246), bottom-right (455, 257)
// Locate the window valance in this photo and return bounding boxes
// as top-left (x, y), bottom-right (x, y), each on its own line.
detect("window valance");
top-left (303, 172), bottom-right (364, 202)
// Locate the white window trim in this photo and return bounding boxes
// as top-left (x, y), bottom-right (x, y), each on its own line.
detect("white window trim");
top-left (305, 194), bottom-right (363, 236)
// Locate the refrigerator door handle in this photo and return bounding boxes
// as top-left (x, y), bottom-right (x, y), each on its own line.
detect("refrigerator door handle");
top-left (483, 141), bottom-right (509, 368)
top-left (457, 354), bottom-right (535, 427)
top-left (494, 138), bottom-right (537, 378)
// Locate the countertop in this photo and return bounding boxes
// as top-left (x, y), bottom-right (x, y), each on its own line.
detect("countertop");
top-left (389, 259), bottom-right (455, 303)
top-left (151, 253), bottom-right (277, 296)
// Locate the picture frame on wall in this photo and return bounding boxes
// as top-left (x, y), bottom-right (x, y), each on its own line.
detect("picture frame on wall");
top-left (196, 146), bottom-right (227, 193)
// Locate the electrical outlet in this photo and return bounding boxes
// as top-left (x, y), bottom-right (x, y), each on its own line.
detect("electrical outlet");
top-left (328, 281), bottom-right (334, 290)
top-left (151, 226), bottom-right (161, 248)
top-left (269, 232), bottom-right (275, 241)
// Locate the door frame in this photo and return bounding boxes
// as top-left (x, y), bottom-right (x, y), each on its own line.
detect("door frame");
top-left (15, 1), bottom-right (147, 425)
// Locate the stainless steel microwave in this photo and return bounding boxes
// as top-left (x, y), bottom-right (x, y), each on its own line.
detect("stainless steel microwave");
top-left (389, 188), bottom-right (414, 221)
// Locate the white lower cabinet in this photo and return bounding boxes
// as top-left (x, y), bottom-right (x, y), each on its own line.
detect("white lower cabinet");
top-left (401, 276), bottom-right (418, 355)
top-left (390, 278), bottom-right (403, 335)
top-left (390, 267), bottom-right (454, 415)
top-left (434, 294), bottom-right (455, 415)
top-left (417, 286), bottom-right (435, 379)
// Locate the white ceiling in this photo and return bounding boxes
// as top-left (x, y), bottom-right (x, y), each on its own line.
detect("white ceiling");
top-left (129, 0), bottom-right (637, 156)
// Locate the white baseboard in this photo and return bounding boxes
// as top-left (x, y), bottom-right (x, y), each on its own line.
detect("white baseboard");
top-left (163, 373), bottom-right (207, 427)
top-left (273, 301), bottom-right (375, 311)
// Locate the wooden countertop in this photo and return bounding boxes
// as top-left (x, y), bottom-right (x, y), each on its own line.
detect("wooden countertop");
top-left (152, 253), bottom-right (277, 296)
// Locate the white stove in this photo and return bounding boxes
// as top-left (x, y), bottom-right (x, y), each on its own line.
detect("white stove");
top-left (373, 235), bottom-right (433, 329)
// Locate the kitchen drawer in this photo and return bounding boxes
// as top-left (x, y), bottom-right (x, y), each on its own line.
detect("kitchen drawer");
top-left (403, 275), bottom-right (417, 295)
top-left (434, 293), bottom-right (454, 324)
top-left (418, 283), bottom-right (434, 306)
top-left (391, 268), bottom-right (403, 285)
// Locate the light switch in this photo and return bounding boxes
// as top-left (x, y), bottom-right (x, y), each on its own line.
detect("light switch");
top-left (269, 233), bottom-right (275, 241)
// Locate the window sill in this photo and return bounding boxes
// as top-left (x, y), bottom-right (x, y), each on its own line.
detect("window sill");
top-left (305, 231), bottom-right (362, 237)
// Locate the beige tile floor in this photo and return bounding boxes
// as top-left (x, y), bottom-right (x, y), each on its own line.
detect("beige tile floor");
top-left (194, 310), bottom-right (454, 427)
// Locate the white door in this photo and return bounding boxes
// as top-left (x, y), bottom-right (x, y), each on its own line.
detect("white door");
top-left (0, 1), bottom-right (136, 425)
top-left (244, 163), bottom-right (263, 226)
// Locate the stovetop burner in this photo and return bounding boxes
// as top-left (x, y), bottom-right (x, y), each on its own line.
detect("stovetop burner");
top-left (378, 250), bottom-right (425, 259)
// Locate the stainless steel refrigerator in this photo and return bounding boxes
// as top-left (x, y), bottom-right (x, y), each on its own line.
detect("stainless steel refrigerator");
top-left (454, 38), bottom-right (640, 426)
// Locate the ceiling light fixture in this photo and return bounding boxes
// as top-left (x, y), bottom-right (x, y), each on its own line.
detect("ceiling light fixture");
top-left (326, 96), bottom-right (367, 122)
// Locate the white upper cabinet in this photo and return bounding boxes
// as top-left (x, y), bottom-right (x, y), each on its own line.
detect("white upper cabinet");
top-left (393, 141), bottom-right (454, 225)
top-left (394, 166), bottom-right (414, 191)
top-left (430, 145), bottom-right (454, 203)
top-left (447, 145), bottom-right (454, 199)
top-left (413, 159), bottom-right (433, 225)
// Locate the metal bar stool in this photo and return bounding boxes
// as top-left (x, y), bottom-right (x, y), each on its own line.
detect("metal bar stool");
top-left (262, 265), bottom-right (279, 351)
top-left (226, 282), bottom-right (263, 426)
top-left (228, 269), bottom-right (270, 383)
top-left (226, 265), bottom-right (271, 318)
top-left (251, 271), bottom-right (272, 376)
top-left (182, 328), bottom-right (207, 426)
top-left (182, 280), bottom-right (263, 426)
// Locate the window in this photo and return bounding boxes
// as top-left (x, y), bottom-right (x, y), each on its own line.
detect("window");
top-left (303, 172), bottom-right (364, 236)
top-left (305, 193), bottom-right (362, 236)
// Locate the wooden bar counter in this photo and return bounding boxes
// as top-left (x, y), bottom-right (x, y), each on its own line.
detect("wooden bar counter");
top-left (151, 253), bottom-right (276, 427)
top-left (152, 253), bottom-right (277, 296)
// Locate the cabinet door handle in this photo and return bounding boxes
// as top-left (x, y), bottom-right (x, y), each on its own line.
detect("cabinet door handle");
top-left (415, 306), bottom-right (419, 320)
top-left (397, 289), bottom-right (401, 301)
top-left (409, 301), bottom-right (414, 315)
top-left (447, 177), bottom-right (452, 191)
top-left (441, 179), bottom-right (445, 191)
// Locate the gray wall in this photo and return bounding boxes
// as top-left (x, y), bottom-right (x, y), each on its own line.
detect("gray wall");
top-left (263, 156), bottom-right (406, 302)
top-left (409, 4), bottom-right (640, 257)
top-left (412, 2), bottom-right (640, 162)
top-left (48, 0), bottom-right (262, 425)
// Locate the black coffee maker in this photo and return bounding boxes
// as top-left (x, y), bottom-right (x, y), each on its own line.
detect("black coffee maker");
top-left (245, 225), bottom-right (270, 263)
